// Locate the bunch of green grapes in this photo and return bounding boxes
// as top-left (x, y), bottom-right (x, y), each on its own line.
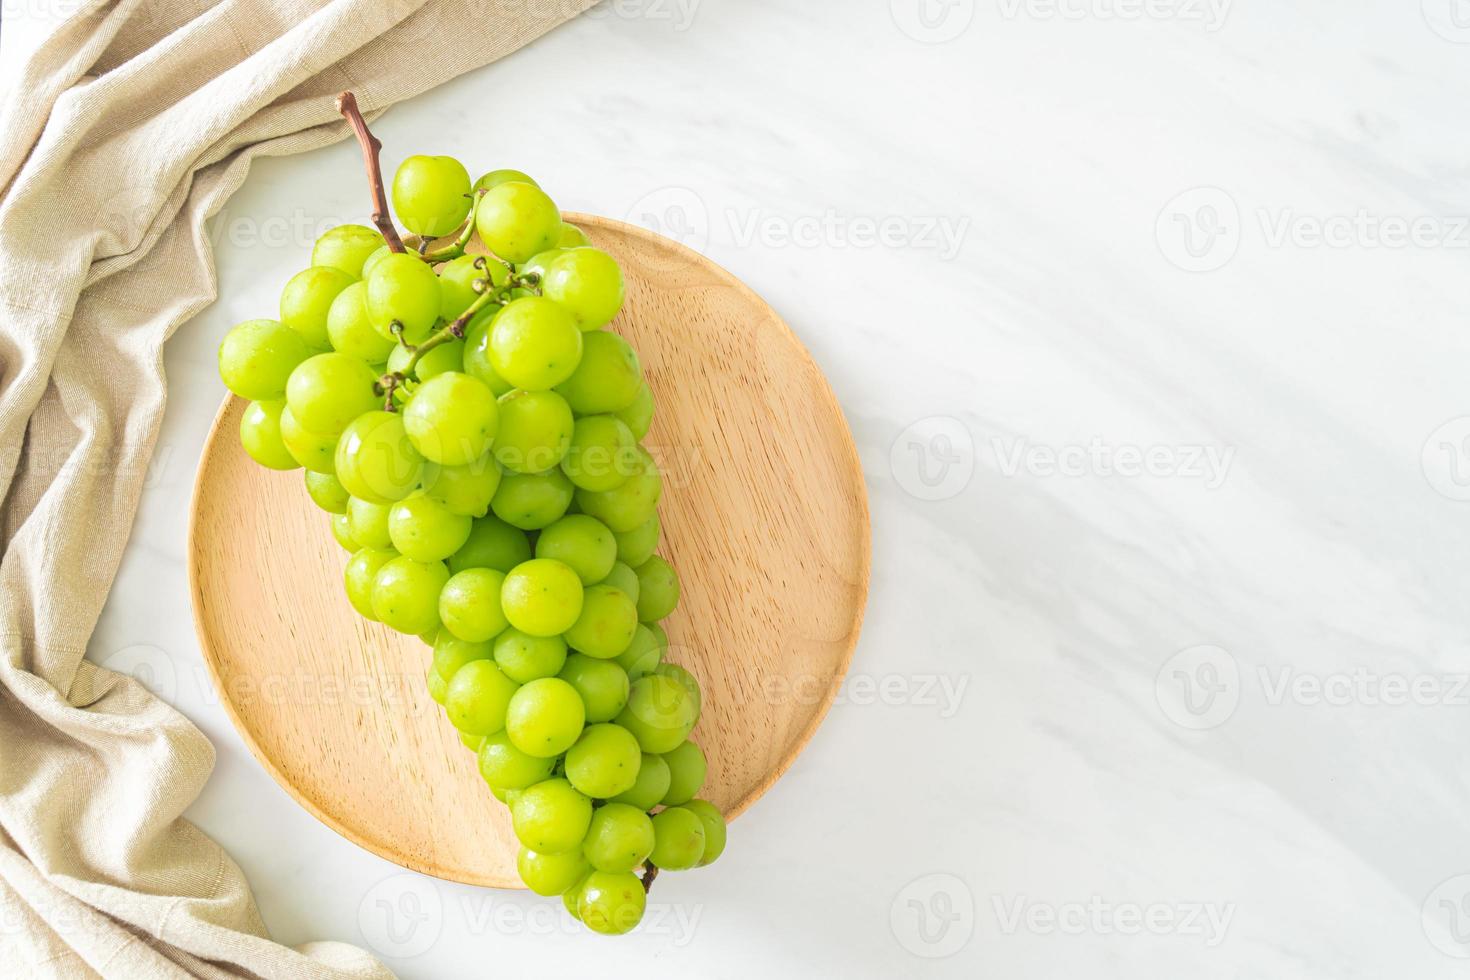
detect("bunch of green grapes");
top-left (217, 154), bottom-right (725, 936)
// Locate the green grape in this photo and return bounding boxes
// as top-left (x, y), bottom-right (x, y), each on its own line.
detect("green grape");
top-left (239, 400), bottom-right (298, 470)
top-left (613, 625), bottom-right (662, 680)
top-left (660, 740), bottom-right (706, 805)
top-left (613, 514), bottom-right (659, 568)
top-left (347, 497), bottom-right (393, 550)
top-left (462, 312), bottom-right (514, 396)
top-left (330, 513), bottom-right (358, 550)
top-left (431, 630), bottom-right (493, 685)
top-left (600, 562), bottom-right (640, 605)
top-left (575, 448), bottom-right (661, 532)
top-left (494, 785), bottom-right (523, 806)
top-left (557, 654), bottom-right (629, 724)
top-left (491, 469), bottom-right (575, 530)
top-left (644, 621), bottom-right (668, 650)
top-left (476, 181), bottom-right (562, 264)
top-left (558, 223), bottom-right (590, 248)
top-left (648, 806), bottom-right (705, 872)
top-left (493, 389), bottom-right (574, 473)
top-left (444, 659), bottom-right (519, 735)
top-left (542, 248), bottom-right (624, 330)
top-left (326, 282), bottom-right (395, 363)
top-left (439, 265), bottom-right (476, 323)
top-left (535, 514), bottom-right (617, 585)
top-left (460, 731), bottom-right (485, 751)
top-left (519, 248), bottom-right (565, 283)
top-left (344, 547), bottom-right (396, 620)
top-left (305, 471), bottom-right (350, 513)
top-left (681, 799), bottom-right (727, 866)
top-left (438, 567), bottom-right (508, 642)
top-left (450, 515), bottom-right (532, 573)
top-left (553, 330), bottom-right (640, 413)
top-left (392, 154), bottom-right (472, 237)
top-left (564, 585), bottom-right (638, 659)
top-left (582, 803), bottom-right (654, 873)
top-left (655, 662), bottom-right (702, 723)
top-left (280, 266), bottom-right (355, 350)
top-left (388, 490), bottom-right (473, 562)
top-left (474, 168), bottom-right (537, 192)
top-left (562, 877), bottom-right (587, 919)
top-left (609, 752), bottom-right (670, 810)
top-left (614, 382), bottom-right (655, 442)
top-left (511, 777), bottom-right (592, 854)
top-left (219, 319), bottom-right (311, 401)
top-left (634, 556), bottom-right (680, 621)
top-left (361, 244), bottom-right (392, 279)
top-left (284, 353), bottom-right (379, 435)
top-left (371, 556), bottom-right (449, 635)
top-left (312, 224), bottom-right (384, 278)
top-left (438, 254), bottom-right (508, 320)
top-left (403, 372), bottom-right (498, 466)
top-left (518, 846), bottom-right (590, 897)
top-left (278, 406), bottom-right (338, 474)
top-left (366, 252), bottom-right (442, 345)
top-left (427, 668), bottom-right (448, 705)
top-left (501, 558), bottom-right (584, 636)
top-left (386, 339), bottom-right (465, 382)
top-left (335, 411), bottom-right (425, 504)
top-left (560, 415), bottom-right (638, 493)
top-left (479, 731), bottom-right (556, 791)
top-left (489, 297), bottom-right (583, 392)
top-left (506, 677), bottom-right (585, 757)
top-left (564, 723), bottom-right (641, 799)
top-left (616, 674), bottom-right (696, 753)
top-left (494, 628), bottom-right (568, 684)
top-left (422, 458), bottom-right (501, 517)
top-left (577, 871), bottom-right (646, 935)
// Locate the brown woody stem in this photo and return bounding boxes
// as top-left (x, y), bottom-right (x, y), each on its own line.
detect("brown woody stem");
top-left (336, 91), bottom-right (406, 254)
top-left (641, 863), bottom-right (659, 893)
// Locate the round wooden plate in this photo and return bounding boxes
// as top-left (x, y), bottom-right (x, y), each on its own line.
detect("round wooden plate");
top-left (189, 214), bottom-right (870, 887)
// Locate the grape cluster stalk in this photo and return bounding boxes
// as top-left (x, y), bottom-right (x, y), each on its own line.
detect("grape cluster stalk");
top-left (215, 91), bottom-right (726, 936)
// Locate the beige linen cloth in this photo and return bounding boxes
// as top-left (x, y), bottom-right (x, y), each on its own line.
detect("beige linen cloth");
top-left (0, 1), bottom-right (594, 975)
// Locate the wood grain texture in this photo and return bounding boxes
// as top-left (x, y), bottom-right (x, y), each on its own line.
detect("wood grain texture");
top-left (188, 214), bottom-right (870, 887)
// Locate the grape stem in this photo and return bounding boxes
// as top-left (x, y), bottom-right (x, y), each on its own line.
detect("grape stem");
top-left (418, 189), bottom-right (488, 264)
top-left (373, 262), bottom-right (537, 411)
top-left (335, 91), bottom-right (406, 254)
top-left (641, 863), bottom-right (659, 893)
top-left (376, 373), bottom-right (401, 411)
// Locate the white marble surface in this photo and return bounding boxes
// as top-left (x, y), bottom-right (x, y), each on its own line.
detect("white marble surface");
top-left (15, 1), bottom-right (1470, 976)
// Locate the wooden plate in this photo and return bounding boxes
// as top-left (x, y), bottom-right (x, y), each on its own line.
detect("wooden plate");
top-left (188, 214), bottom-right (870, 887)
